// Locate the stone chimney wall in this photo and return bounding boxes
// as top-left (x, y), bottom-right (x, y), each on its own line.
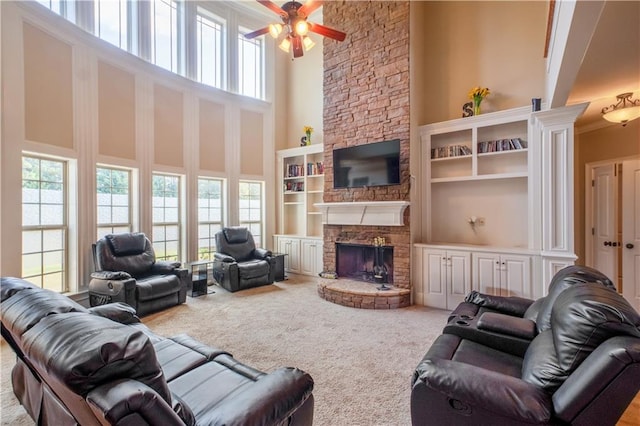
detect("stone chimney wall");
top-left (322, 1), bottom-right (411, 289)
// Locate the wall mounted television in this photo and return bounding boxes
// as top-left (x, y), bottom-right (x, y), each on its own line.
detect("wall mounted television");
top-left (333, 139), bottom-right (401, 189)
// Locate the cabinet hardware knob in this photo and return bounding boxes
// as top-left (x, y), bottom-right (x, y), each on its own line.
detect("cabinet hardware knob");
top-left (627, 243), bottom-right (635, 249)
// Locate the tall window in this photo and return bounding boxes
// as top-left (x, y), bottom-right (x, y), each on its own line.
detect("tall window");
top-left (239, 180), bottom-right (264, 247)
top-left (238, 27), bottom-right (264, 99)
top-left (151, 0), bottom-right (179, 73)
top-left (95, 0), bottom-right (128, 49)
top-left (196, 8), bottom-right (224, 89)
top-left (96, 166), bottom-right (132, 239)
top-left (36, 0), bottom-right (75, 22)
top-left (22, 156), bottom-right (68, 292)
top-left (198, 178), bottom-right (224, 260)
top-left (152, 173), bottom-right (181, 261)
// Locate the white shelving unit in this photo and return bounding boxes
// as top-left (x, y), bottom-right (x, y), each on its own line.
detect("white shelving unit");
top-left (275, 144), bottom-right (325, 277)
top-left (414, 104), bottom-right (588, 309)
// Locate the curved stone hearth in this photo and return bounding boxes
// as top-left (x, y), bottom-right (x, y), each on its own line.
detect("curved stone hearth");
top-left (317, 279), bottom-right (411, 309)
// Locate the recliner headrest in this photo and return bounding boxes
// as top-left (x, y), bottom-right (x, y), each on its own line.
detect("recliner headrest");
top-left (105, 233), bottom-right (149, 256)
top-left (223, 227), bottom-right (250, 244)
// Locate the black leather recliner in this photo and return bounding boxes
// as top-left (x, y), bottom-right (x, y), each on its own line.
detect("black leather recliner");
top-left (212, 227), bottom-right (275, 292)
top-left (89, 232), bottom-right (188, 316)
top-left (411, 283), bottom-right (640, 426)
top-left (444, 265), bottom-right (616, 356)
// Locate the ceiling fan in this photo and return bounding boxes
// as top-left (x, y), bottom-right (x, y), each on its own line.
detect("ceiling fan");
top-left (244, 0), bottom-right (346, 59)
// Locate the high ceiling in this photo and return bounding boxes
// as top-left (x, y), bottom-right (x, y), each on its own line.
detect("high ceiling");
top-left (566, 0), bottom-right (639, 131)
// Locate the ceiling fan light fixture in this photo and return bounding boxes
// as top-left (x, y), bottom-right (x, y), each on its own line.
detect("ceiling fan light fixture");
top-left (295, 19), bottom-right (309, 36)
top-left (302, 35), bottom-right (315, 51)
top-left (279, 36), bottom-right (291, 53)
top-left (268, 23), bottom-right (283, 38)
top-left (602, 92), bottom-right (640, 126)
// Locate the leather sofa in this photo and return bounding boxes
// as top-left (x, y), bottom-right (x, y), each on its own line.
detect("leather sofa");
top-left (411, 281), bottom-right (640, 426)
top-left (444, 265), bottom-right (616, 356)
top-left (212, 227), bottom-right (275, 292)
top-left (89, 232), bottom-right (188, 316)
top-left (1, 277), bottom-right (315, 426)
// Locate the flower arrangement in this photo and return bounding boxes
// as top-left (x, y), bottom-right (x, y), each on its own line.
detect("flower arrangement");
top-left (303, 125), bottom-right (313, 145)
top-left (468, 87), bottom-right (490, 115)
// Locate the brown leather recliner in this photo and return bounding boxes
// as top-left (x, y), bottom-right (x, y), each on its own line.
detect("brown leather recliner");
top-left (212, 227), bottom-right (275, 292)
top-left (89, 232), bottom-right (188, 316)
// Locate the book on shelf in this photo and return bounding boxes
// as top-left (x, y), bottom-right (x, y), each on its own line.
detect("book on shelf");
top-left (286, 164), bottom-right (304, 177)
top-left (430, 144), bottom-right (472, 159)
top-left (477, 138), bottom-right (527, 153)
top-left (284, 181), bottom-right (304, 192)
top-left (306, 161), bottom-right (324, 176)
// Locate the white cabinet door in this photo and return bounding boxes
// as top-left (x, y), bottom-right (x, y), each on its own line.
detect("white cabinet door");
top-left (473, 252), bottom-right (531, 298)
top-left (301, 239), bottom-right (322, 276)
top-left (277, 237), bottom-right (301, 274)
top-left (419, 248), bottom-right (470, 309)
top-left (500, 254), bottom-right (531, 297)
top-left (446, 250), bottom-right (471, 309)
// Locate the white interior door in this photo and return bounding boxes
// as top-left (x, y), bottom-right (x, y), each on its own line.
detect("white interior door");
top-left (591, 164), bottom-right (618, 284)
top-left (622, 159), bottom-right (640, 311)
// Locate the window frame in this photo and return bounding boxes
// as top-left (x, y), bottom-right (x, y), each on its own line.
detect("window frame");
top-left (237, 26), bottom-right (265, 100)
top-left (238, 179), bottom-right (265, 248)
top-left (94, 0), bottom-right (129, 50)
top-left (96, 165), bottom-right (133, 239)
top-left (197, 177), bottom-right (225, 260)
top-left (196, 7), bottom-right (226, 90)
top-left (151, 0), bottom-right (180, 74)
top-left (152, 172), bottom-right (183, 262)
top-left (21, 154), bottom-right (69, 293)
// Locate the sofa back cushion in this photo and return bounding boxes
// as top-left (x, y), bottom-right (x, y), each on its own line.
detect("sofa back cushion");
top-left (522, 283), bottom-right (640, 392)
top-left (535, 265), bottom-right (615, 333)
top-left (1, 280), bottom-right (88, 338)
top-left (216, 227), bottom-right (256, 262)
top-left (96, 233), bottom-right (156, 277)
top-left (22, 312), bottom-right (171, 404)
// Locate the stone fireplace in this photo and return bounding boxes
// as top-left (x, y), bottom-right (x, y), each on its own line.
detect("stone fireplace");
top-left (318, 1), bottom-right (411, 309)
top-left (336, 242), bottom-right (394, 284)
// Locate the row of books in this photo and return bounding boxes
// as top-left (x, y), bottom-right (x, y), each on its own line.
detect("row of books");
top-left (478, 138), bottom-right (527, 153)
top-left (431, 144), bottom-right (472, 159)
top-left (284, 181), bottom-right (304, 192)
top-left (286, 162), bottom-right (325, 178)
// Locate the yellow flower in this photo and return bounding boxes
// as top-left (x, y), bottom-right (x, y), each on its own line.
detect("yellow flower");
top-left (303, 126), bottom-right (313, 134)
top-left (468, 87), bottom-right (490, 100)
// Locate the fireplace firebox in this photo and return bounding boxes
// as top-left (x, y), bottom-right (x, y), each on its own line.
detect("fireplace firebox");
top-left (336, 243), bottom-right (393, 284)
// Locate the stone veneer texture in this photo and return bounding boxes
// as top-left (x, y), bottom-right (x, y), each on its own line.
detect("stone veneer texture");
top-left (322, 1), bottom-right (411, 289)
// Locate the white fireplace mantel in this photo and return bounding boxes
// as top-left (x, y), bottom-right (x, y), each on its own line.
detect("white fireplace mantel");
top-left (314, 201), bottom-right (410, 226)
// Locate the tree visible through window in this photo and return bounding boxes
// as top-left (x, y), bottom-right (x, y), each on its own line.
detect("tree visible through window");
top-left (96, 166), bottom-right (132, 239)
top-left (198, 178), bottom-right (224, 260)
top-left (239, 180), bottom-right (264, 247)
top-left (22, 156), bottom-right (68, 292)
top-left (152, 173), bottom-right (181, 261)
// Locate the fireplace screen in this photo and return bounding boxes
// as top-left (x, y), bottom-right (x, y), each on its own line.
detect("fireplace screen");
top-left (336, 243), bottom-right (393, 284)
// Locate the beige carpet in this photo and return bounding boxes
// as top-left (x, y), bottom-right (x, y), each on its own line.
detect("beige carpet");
top-left (1, 275), bottom-right (450, 425)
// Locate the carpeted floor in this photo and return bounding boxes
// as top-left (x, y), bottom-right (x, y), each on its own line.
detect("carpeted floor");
top-left (1, 275), bottom-right (451, 425)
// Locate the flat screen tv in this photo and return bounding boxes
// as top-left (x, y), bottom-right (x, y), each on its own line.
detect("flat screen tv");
top-left (333, 139), bottom-right (400, 189)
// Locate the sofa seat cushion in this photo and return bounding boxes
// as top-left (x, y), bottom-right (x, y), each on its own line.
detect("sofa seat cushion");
top-left (136, 275), bottom-right (181, 301)
top-left (237, 259), bottom-right (270, 280)
top-left (152, 339), bottom-right (208, 382)
top-left (21, 312), bottom-right (171, 404)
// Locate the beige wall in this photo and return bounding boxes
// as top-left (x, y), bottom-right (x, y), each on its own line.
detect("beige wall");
top-left (413, 1), bottom-right (547, 125)
top-left (574, 120), bottom-right (640, 264)
top-left (154, 84), bottom-right (184, 168)
top-left (240, 109), bottom-right (264, 175)
top-left (98, 61), bottom-right (136, 160)
top-left (199, 99), bottom-right (226, 172)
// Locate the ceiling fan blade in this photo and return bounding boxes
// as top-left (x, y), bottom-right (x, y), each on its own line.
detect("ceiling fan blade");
top-left (298, 0), bottom-right (323, 17)
top-left (309, 22), bottom-right (346, 41)
top-left (292, 35), bottom-right (304, 58)
top-left (244, 27), bottom-right (270, 39)
top-left (257, 0), bottom-right (287, 17)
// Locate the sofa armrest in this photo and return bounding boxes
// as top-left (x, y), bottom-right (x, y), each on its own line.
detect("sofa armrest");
top-left (89, 302), bottom-right (140, 325)
top-left (254, 248), bottom-right (272, 260)
top-left (464, 291), bottom-right (534, 317)
top-left (151, 261), bottom-right (182, 274)
top-left (91, 270), bottom-right (132, 280)
top-left (204, 367), bottom-right (314, 426)
top-left (477, 312), bottom-right (537, 340)
top-left (414, 358), bottom-right (552, 424)
top-left (214, 252), bottom-right (236, 263)
top-left (87, 379), bottom-right (186, 426)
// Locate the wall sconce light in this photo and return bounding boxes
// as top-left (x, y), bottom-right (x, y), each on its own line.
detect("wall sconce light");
top-left (601, 92), bottom-right (640, 126)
